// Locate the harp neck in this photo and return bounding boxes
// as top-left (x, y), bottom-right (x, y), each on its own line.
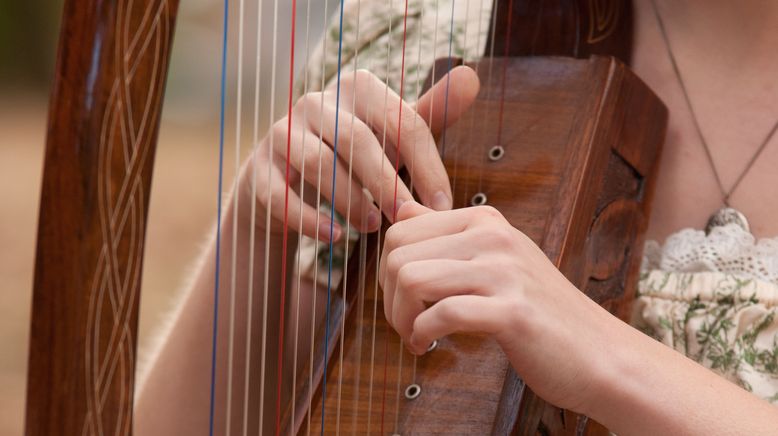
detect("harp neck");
top-left (487, 0), bottom-right (633, 63)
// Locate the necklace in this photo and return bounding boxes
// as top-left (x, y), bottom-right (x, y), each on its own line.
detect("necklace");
top-left (650, 0), bottom-right (778, 234)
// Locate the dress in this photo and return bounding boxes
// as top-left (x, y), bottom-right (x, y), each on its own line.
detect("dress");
top-left (301, 0), bottom-right (778, 404)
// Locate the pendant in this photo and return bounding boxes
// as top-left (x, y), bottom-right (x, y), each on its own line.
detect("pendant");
top-left (705, 207), bottom-right (750, 235)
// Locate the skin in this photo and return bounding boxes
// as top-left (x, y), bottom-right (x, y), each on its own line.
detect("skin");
top-left (638, 0), bottom-right (778, 240)
top-left (136, 0), bottom-right (778, 434)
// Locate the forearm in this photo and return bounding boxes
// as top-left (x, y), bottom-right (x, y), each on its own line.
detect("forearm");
top-left (135, 189), bottom-right (293, 435)
top-left (586, 311), bottom-right (778, 435)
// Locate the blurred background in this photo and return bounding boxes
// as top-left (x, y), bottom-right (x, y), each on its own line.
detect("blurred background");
top-left (0, 0), bottom-right (334, 433)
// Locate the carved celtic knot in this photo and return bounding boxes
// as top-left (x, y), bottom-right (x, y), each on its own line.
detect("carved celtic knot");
top-left (82, 1), bottom-right (171, 435)
top-left (587, 0), bottom-right (621, 44)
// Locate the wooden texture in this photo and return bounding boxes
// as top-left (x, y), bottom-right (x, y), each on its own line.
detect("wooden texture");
top-left (25, 1), bottom-right (179, 435)
top-left (300, 56), bottom-right (667, 435)
top-left (28, 0), bottom-right (667, 435)
top-left (487, 0), bottom-right (633, 64)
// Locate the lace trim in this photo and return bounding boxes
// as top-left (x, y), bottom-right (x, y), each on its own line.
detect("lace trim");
top-left (643, 223), bottom-right (778, 285)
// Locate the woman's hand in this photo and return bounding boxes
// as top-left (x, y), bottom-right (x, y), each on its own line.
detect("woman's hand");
top-left (379, 201), bottom-right (616, 412)
top-left (238, 66), bottom-right (480, 242)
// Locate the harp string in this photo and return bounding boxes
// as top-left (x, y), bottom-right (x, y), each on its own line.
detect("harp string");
top-left (476, 0), bottom-right (500, 195)
top-left (320, 0), bottom-right (348, 432)
top-left (242, 0), bottom-right (266, 432)
top-left (449, 0), bottom-right (468, 205)
top-left (366, 1), bottom-right (395, 431)
top-left (208, 0), bottom-right (230, 433)
top-left (379, 0), bottom-right (411, 431)
top-left (335, 0), bottom-right (362, 432)
top-left (457, 0), bottom-right (483, 206)
top-left (410, 0), bottom-right (443, 389)
top-left (305, 0), bottom-right (331, 431)
top-left (211, 2), bottom-right (501, 434)
top-left (496, 0), bottom-right (515, 147)
top-left (274, 0), bottom-right (299, 431)
top-left (225, 0), bottom-right (247, 433)
top-left (259, 0), bottom-right (284, 431)
top-left (291, 0), bottom-right (315, 431)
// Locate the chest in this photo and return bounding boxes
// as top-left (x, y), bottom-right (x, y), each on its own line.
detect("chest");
top-left (630, 0), bottom-right (778, 240)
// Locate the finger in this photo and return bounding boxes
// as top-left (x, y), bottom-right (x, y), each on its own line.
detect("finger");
top-left (395, 198), bottom-right (433, 221)
top-left (273, 120), bottom-right (381, 233)
top-left (414, 65), bottom-right (481, 137)
top-left (379, 222), bottom-right (469, 297)
top-left (252, 151), bottom-right (342, 242)
top-left (307, 99), bottom-right (413, 223)
top-left (346, 70), bottom-right (453, 211)
top-left (409, 295), bottom-right (503, 355)
top-left (387, 259), bottom-right (486, 341)
top-left (382, 205), bottom-right (479, 266)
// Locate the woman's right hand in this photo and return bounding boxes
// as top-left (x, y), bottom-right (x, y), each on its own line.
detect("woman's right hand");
top-left (239, 66), bottom-right (480, 242)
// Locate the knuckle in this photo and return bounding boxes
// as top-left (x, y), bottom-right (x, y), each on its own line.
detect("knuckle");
top-left (270, 120), bottom-right (288, 140)
top-left (301, 146), bottom-right (322, 171)
top-left (366, 173), bottom-right (390, 199)
top-left (491, 226), bottom-right (516, 248)
top-left (384, 225), bottom-right (397, 247)
top-left (301, 92), bottom-right (323, 113)
top-left (384, 223), bottom-right (403, 246)
top-left (471, 225), bottom-right (514, 251)
top-left (438, 301), bottom-right (462, 324)
top-left (350, 121), bottom-right (375, 149)
top-left (396, 263), bottom-right (420, 292)
top-left (386, 249), bottom-right (405, 277)
top-left (478, 205), bottom-right (502, 219)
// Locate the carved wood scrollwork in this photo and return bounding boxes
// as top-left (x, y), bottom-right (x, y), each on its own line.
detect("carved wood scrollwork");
top-left (26, 1), bottom-right (178, 435)
top-left (587, 0), bottom-right (622, 43)
top-left (83, 2), bottom-right (172, 435)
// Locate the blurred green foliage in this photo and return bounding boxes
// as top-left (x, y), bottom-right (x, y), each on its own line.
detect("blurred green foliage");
top-left (0, 0), bottom-right (63, 92)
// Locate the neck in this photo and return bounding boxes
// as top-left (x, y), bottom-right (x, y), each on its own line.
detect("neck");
top-left (652, 0), bottom-right (778, 71)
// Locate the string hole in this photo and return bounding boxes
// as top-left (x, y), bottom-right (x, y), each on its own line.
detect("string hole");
top-left (427, 340), bottom-right (438, 352)
top-left (404, 383), bottom-right (422, 400)
top-left (488, 145), bottom-right (504, 161)
top-left (471, 193), bottom-right (487, 206)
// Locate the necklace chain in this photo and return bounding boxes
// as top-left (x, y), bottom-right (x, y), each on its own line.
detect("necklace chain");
top-left (650, 0), bottom-right (778, 207)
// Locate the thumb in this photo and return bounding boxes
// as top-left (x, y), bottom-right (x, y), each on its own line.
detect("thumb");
top-left (396, 200), bottom-right (434, 222)
top-left (414, 65), bottom-right (480, 138)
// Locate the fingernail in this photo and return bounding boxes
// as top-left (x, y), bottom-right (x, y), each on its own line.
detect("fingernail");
top-left (431, 191), bottom-right (452, 211)
top-left (393, 199), bottom-right (406, 219)
top-left (319, 220), bottom-right (342, 242)
top-left (367, 209), bottom-right (380, 231)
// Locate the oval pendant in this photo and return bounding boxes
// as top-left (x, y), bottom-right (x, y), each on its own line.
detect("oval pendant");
top-left (705, 207), bottom-right (750, 235)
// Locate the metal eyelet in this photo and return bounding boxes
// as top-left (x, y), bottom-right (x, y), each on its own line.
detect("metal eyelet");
top-left (404, 383), bottom-right (422, 400)
top-left (488, 145), bottom-right (505, 161)
top-left (471, 192), bottom-right (487, 206)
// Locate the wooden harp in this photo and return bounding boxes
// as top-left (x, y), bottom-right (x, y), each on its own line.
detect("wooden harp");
top-left (25, 0), bottom-right (667, 435)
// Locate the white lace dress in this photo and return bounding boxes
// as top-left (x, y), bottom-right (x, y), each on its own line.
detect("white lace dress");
top-left (634, 222), bottom-right (778, 403)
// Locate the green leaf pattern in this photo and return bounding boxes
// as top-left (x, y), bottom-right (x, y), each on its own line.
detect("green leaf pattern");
top-left (635, 271), bottom-right (778, 403)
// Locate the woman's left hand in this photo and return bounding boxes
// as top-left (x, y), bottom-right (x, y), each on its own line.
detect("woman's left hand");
top-left (379, 201), bottom-right (617, 412)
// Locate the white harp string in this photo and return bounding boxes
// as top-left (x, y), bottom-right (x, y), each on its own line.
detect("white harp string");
top-left (243, 0), bottom-right (266, 433)
top-left (291, 0), bottom-right (315, 433)
top-left (259, 0), bottom-right (282, 431)
top-left (335, 0), bottom-right (362, 433)
top-left (226, 0), bottom-right (246, 433)
top-left (306, 0), bottom-right (330, 433)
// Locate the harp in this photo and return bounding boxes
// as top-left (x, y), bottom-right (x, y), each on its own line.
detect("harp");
top-left (25, 0), bottom-right (668, 435)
